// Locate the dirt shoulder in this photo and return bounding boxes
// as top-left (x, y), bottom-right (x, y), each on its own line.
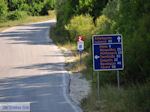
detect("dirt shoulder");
top-left (61, 47), bottom-right (91, 105)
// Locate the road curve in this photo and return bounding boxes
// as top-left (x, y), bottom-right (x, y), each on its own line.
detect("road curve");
top-left (0, 20), bottom-right (82, 112)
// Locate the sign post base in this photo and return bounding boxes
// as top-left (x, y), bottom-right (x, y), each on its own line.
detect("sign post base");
top-left (117, 70), bottom-right (120, 89)
top-left (97, 72), bottom-right (100, 101)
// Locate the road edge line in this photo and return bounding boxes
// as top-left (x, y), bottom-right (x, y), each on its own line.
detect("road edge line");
top-left (62, 73), bottom-right (83, 112)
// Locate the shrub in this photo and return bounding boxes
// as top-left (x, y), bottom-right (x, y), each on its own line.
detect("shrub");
top-left (123, 14), bottom-right (150, 84)
top-left (95, 15), bottom-right (113, 34)
top-left (41, 0), bottom-right (56, 15)
top-left (65, 15), bottom-right (95, 41)
top-left (7, 11), bottom-right (28, 20)
top-left (19, 3), bottom-right (30, 14)
top-left (29, 2), bottom-right (44, 16)
top-left (65, 15), bottom-right (95, 50)
top-left (0, 0), bottom-right (8, 21)
top-left (56, 0), bottom-right (75, 29)
top-left (9, 0), bottom-right (26, 11)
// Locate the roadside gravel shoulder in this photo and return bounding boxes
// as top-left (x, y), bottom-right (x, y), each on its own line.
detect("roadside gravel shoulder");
top-left (61, 47), bottom-right (91, 105)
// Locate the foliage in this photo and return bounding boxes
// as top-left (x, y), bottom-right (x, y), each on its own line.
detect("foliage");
top-left (90, 0), bottom-right (109, 21)
top-left (116, 0), bottom-right (150, 84)
top-left (75, 0), bottom-right (109, 20)
top-left (19, 3), bottom-right (30, 13)
top-left (55, 0), bottom-right (75, 31)
top-left (54, 0), bottom-right (108, 40)
top-left (81, 0), bottom-right (150, 84)
top-left (41, 0), bottom-right (55, 15)
top-left (54, 0), bottom-right (150, 85)
top-left (82, 83), bottom-right (150, 112)
top-left (65, 15), bottom-right (95, 40)
top-left (7, 11), bottom-right (28, 20)
top-left (76, 0), bottom-right (93, 15)
top-left (7, 0), bottom-right (26, 11)
top-left (48, 0), bottom-right (150, 87)
top-left (123, 14), bottom-right (150, 84)
top-left (29, 2), bottom-right (44, 16)
top-left (95, 15), bottom-right (112, 34)
top-left (102, 0), bottom-right (119, 20)
top-left (65, 15), bottom-right (95, 49)
top-left (0, 0), bottom-right (8, 21)
top-left (0, 0), bottom-right (56, 21)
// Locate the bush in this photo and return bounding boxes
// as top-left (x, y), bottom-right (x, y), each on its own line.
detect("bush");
top-left (6, 0), bottom-right (55, 16)
top-left (56, 0), bottom-right (75, 29)
top-left (7, 11), bottom-right (28, 20)
top-left (9, 0), bottom-right (26, 11)
top-left (65, 15), bottom-right (95, 41)
top-left (29, 2), bottom-right (44, 16)
top-left (19, 3), bottom-right (30, 14)
top-left (0, 0), bottom-right (8, 21)
top-left (123, 14), bottom-right (150, 84)
top-left (65, 15), bottom-right (95, 50)
top-left (95, 15), bottom-right (113, 34)
top-left (41, 0), bottom-right (56, 15)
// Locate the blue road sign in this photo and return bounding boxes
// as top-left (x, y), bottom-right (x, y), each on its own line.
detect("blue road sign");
top-left (92, 34), bottom-right (124, 71)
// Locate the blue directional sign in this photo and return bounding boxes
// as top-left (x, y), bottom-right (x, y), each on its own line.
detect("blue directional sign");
top-left (93, 34), bottom-right (124, 71)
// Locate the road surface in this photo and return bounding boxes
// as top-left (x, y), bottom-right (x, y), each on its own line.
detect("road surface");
top-left (0, 20), bottom-right (81, 112)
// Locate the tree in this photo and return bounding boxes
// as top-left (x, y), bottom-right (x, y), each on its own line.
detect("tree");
top-left (0, 0), bottom-right (8, 20)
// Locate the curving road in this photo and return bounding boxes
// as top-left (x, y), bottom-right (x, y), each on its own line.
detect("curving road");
top-left (0, 20), bottom-right (81, 112)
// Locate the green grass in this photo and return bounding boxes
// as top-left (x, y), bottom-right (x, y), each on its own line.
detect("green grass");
top-left (81, 82), bottom-right (150, 112)
top-left (0, 10), bottom-right (56, 31)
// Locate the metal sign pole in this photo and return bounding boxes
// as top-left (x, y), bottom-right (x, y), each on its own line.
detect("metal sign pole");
top-left (117, 70), bottom-right (120, 89)
top-left (79, 51), bottom-right (82, 65)
top-left (91, 71), bottom-right (94, 82)
top-left (97, 72), bottom-right (100, 100)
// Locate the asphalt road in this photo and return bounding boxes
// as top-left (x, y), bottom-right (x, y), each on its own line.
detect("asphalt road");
top-left (0, 20), bottom-right (81, 112)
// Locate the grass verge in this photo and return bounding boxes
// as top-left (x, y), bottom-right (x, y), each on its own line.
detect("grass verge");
top-left (81, 82), bottom-right (150, 112)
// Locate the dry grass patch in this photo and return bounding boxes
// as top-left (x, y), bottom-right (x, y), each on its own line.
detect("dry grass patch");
top-left (0, 11), bottom-right (56, 31)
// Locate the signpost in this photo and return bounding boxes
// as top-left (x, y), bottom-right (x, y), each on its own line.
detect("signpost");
top-left (92, 34), bottom-right (124, 99)
top-left (77, 36), bottom-right (84, 64)
top-left (93, 34), bottom-right (124, 71)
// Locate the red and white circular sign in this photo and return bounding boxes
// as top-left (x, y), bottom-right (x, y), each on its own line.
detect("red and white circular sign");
top-left (77, 36), bottom-right (84, 42)
top-left (77, 36), bottom-right (84, 51)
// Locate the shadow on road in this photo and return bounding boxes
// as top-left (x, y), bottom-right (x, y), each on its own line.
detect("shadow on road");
top-left (13, 62), bottom-right (65, 72)
top-left (0, 21), bottom-right (55, 45)
top-left (0, 72), bottom-right (70, 111)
